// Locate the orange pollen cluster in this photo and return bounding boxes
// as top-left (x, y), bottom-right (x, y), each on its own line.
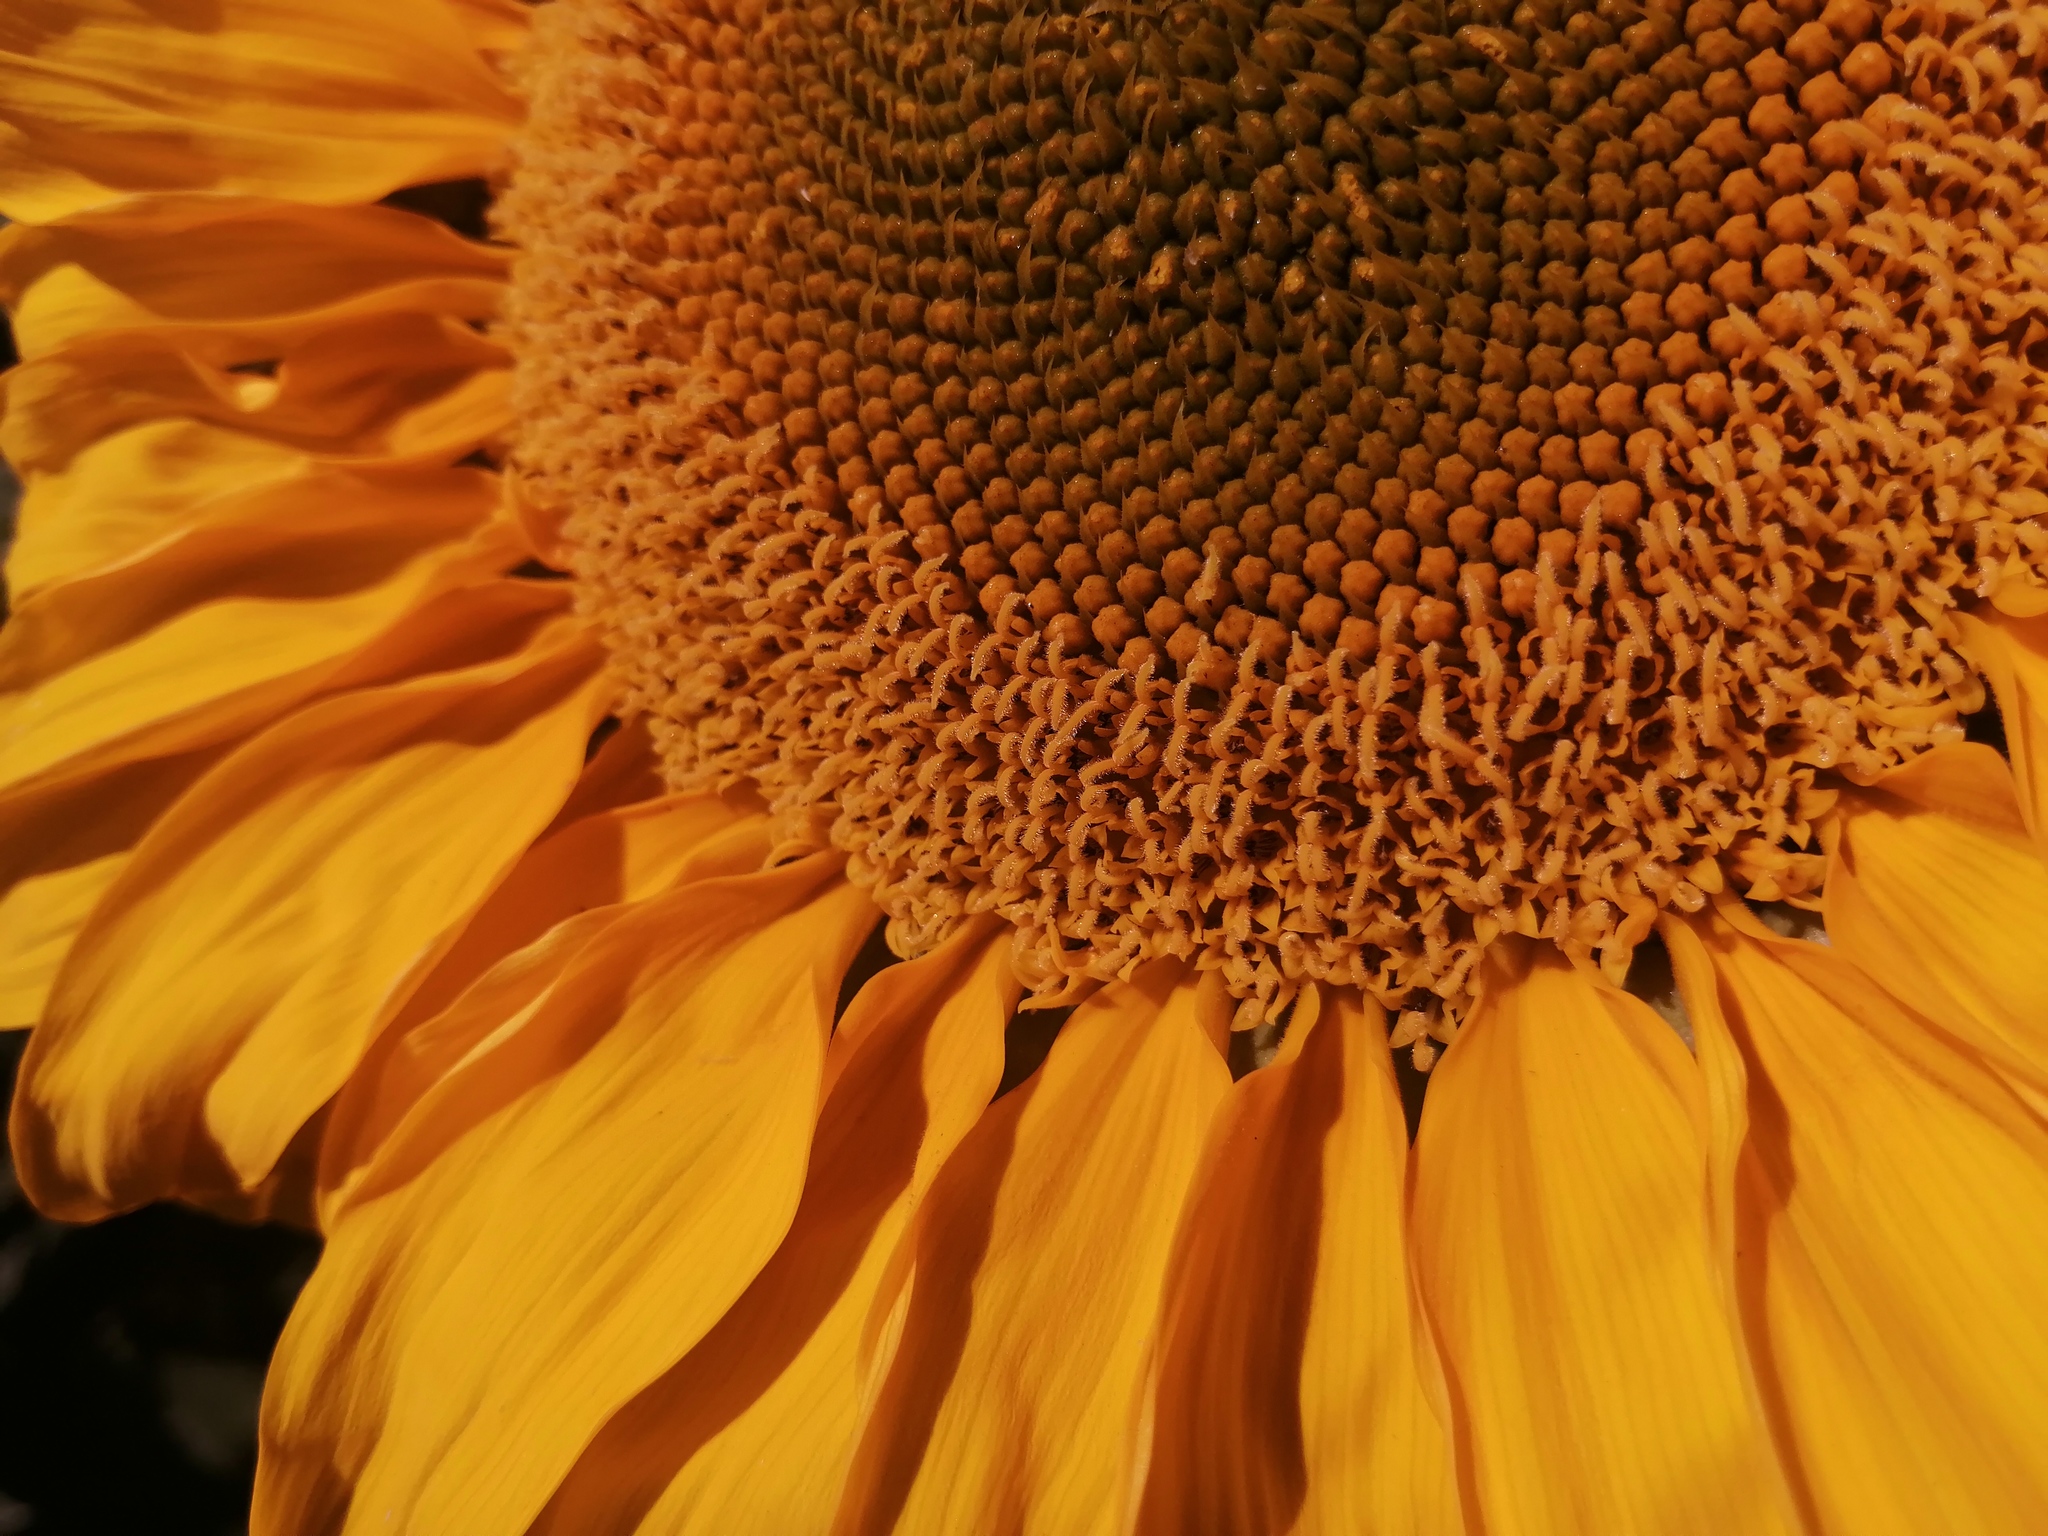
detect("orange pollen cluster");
top-left (502, 0), bottom-right (2048, 1034)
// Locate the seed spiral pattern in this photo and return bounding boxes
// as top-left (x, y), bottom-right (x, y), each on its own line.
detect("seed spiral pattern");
top-left (503, 0), bottom-right (2048, 1045)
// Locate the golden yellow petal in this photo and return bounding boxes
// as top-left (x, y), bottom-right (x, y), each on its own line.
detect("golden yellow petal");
top-left (445, 0), bottom-right (535, 53)
top-left (0, 571), bottom-right (571, 930)
top-left (0, 0), bottom-right (519, 222)
top-left (0, 198), bottom-right (504, 357)
top-left (10, 611), bottom-right (605, 1219)
top-left (254, 865), bottom-right (878, 1536)
top-left (322, 817), bottom-right (783, 1217)
top-left (0, 854), bottom-right (121, 1030)
top-left (0, 753), bottom-right (213, 1029)
top-left (1133, 985), bottom-right (1458, 1536)
top-left (1410, 943), bottom-right (1798, 1536)
top-left (0, 465), bottom-right (502, 797)
top-left (1953, 609), bottom-right (2048, 844)
top-left (371, 790), bottom-right (762, 1043)
top-left (0, 284), bottom-right (506, 474)
top-left (1670, 910), bottom-right (2048, 1536)
top-left (5, 421), bottom-right (310, 598)
top-left (317, 799), bottom-right (772, 1215)
top-left (831, 961), bottom-right (1230, 1536)
top-left (1827, 743), bottom-right (2048, 1108)
top-left (528, 922), bottom-right (1013, 1536)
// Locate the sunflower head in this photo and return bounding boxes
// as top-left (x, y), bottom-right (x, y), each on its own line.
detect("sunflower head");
top-left (499, 0), bottom-right (2045, 1043)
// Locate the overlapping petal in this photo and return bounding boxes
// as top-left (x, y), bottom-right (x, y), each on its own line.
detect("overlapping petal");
top-left (1409, 942), bottom-right (1798, 1536)
top-left (255, 860), bottom-right (878, 1536)
top-left (0, 197), bottom-right (506, 358)
top-left (0, 0), bottom-right (520, 222)
top-left (1670, 909), bottom-right (2048, 1536)
top-left (0, 288), bottom-right (506, 474)
top-left (311, 813), bottom-right (782, 1219)
top-left (0, 752), bottom-right (206, 1028)
top-left (1134, 984), bottom-right (1459, 1536)
top-left (6, 420), bottom-right (311, 597)
top-left (0, 201), bottom-right (506, 478)
top-left (1954, 609), bottom-right (2048, 842)
top-left (527, 921), bottom-right (1014, 1536)
top-left (0, 183), bottom-right (537, 1036)
top-left (0, 466), bottom-right (509, 796)
top-left (0, 572), bottom-right (580, 1035)
top-left (9, 607), bottom-right (606, 1219)
top-left (1826, 743), bottom-right (2048, 1109)
top-left (447, 0), bottom-right (536, 54)
top-left (830, 961), bottom-right (1230, 1536)
top-left (317, 761), bottom-right (766, 1214)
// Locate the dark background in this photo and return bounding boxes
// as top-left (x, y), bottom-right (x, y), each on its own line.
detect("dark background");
top-left (0, 1038), bottom-right (317, 1536)
top-left (0, 306), bottom-right (315, 1535)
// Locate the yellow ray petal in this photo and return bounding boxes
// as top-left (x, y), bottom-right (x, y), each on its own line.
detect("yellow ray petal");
top-left (0, 854), bottom-right (123, 1030)
top-left (446, 0), bottom-right (535, 53)
top-left (831, 960), bottom-right (1230, 1536)
top-left (0, 290), bottom-right (506, 474)
top-left (0, 198), bottom-right (505, 357)
top-left (370, 790), bottom-right (761, 1044)
top-left (9, 612), bottom-right (606, 1219)
top-left (7, 366), bottom-right (507, 605)
top-left (320, 818), bottom-right (784, 1222)
top-left (317, 798), bottom-right (771, 1215)
top-left (14, 273), bottom-right (505, 374)
top-left (254, 864), bottom-right (878, 1536)
top-left (0, 568), bottom-right (557, 869)
top-left (0, 461), bottom-right (493, 680)
top-left (1133, 985), bottom-right (1459, 1536)
top-left (2, 462), bottom-right (492, 703)
top-left (0, 0), bottom-right (519, 223)
top-left (377, 361), bottom-right (510, 461)
top-left (0, 575), bottom-right (585, 1056)
top-left (0, 192), bottom-right (506, 296)
top-left (1669, 910), bottom-right (2048, 1536)
top-left (1826, 743), bottom-right (2048, 1107)
top-left (544, 713), bottom-right (671, 828)
top-left (5, 420), bottom-right (311, 598)
top-left (1410, 942), bottom-right (1798, 1536)
top-left (528, 922), bottom-right (1014, 1536)
top-left (1953, 609), bottom-right (2048, 842)
top-left (0, 750), bottom-right (216, 1029)
top-left (0, 473), bottom-right (514, 800)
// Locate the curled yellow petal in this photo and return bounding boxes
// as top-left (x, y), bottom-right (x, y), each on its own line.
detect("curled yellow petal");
top-left (5, 421), bottom-right (311, 598)
top-left (0, 719), bottom-right (227, 1030)
top-left (1410, 942), bottom-right (1798, 1536)
top-left (317, 788), bottom-right (771, 1215)
top-left (0, 0), bottom-right (519, 222)
top-left (1670, 910), bottom-right (2048, 1536)
top-left (0, 198), bottom-right (504, 358)
top-left (0, 287), bottom-right (506, 474)
top-left (446, 0), bottom-right (535, 53)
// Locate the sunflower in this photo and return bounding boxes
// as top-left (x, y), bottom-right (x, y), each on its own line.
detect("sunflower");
top-left (5, 0), bottom-right (2048, 1529)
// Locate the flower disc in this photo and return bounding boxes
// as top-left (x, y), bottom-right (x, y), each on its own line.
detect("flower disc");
top-left (503, 0), bottom-right (2048, 1024)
